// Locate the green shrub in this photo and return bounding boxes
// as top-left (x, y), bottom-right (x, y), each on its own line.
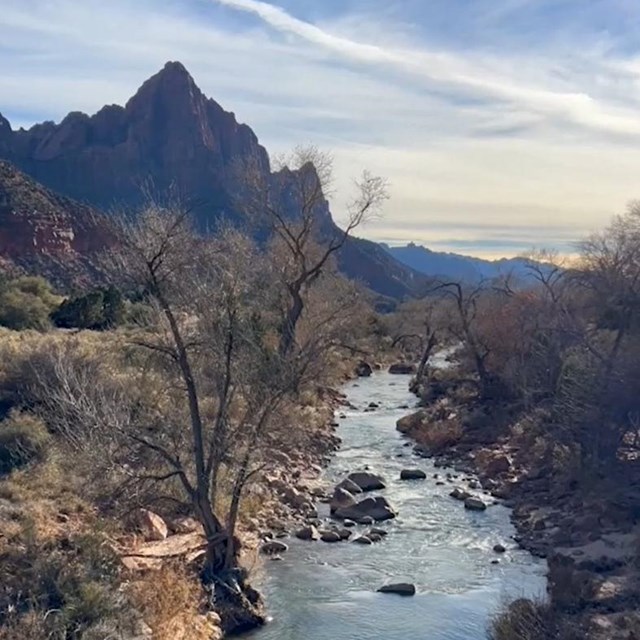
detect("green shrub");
top-left (0, 276), bottom-right (58, 331)
top-left (51, 286), bottom-right (126, 330)
top-left (0, 411), bottom-right (50, 474)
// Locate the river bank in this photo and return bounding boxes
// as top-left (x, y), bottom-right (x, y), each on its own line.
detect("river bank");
top-left (404, 372), bottom-right (640, 639)
top-left (244, 367), bottom-right (546, 640)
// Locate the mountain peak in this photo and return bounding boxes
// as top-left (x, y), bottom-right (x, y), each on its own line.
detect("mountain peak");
top-left (126, 60), bottom-right (199, 109)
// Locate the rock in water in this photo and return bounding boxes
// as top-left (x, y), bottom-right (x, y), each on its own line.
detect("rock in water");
top-left (355, 361), bottom-right (373, 377)
top-left (464, 497), bottom-right (487, 511)
top-left (335, 496), bottom-right (397, 522)
top-left (261, 541), bottom-right (288, 555)
top-left (450, 487), bottom-right (472, 501)
top-left (320, 531), bottom-right (342, 543)
top-left (330, 487), bottom-right (358, 514)
top-left (378, 583), bottom-right (416, 596)
top-left (347, 472), bottom-right (386, 492)
top-left (400, 469), bottom-right (427, 480)
top-left (335, 478), bottom-right (363, 495)
top-left (388, 363), bottom-right (416, 375)
top-left (493, 544), bottom-right (506, 553)
top-left (294, 526), bottom-right (319, 541)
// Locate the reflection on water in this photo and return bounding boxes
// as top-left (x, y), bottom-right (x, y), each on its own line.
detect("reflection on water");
top-left (246, 368), bottom-right (547, 640)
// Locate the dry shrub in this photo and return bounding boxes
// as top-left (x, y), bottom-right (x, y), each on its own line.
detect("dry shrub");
top-left (488, 597), bottom-right (586, 640)
top-left (488, 598), bottom-right (555, 640)
top-left (128, 563), bottom-right (218, 640)
top-left (0, 410), bottom-right (50, 473)
top-left (0, 610), bottom-right (48, 640)
top-left (415, 418), bottom-right (463, 453)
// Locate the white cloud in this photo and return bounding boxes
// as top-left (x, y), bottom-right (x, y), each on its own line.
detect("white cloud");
top-left (1, 0), bottom-right (639, 257)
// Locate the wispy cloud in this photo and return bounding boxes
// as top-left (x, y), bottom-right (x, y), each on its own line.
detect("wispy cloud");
top-left (214, 0), bottom-right (640, 137)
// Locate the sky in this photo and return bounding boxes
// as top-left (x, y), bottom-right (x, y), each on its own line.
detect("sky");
top-left (2, 0), bottom-right (640, 258)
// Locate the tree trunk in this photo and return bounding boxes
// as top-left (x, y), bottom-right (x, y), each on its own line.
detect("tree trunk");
top-left (194, 489), bottom-right (229, 578)
top-left (416, 332), bottom-right (437, 383)
top-left (279, 287), bottom-right (304, 356)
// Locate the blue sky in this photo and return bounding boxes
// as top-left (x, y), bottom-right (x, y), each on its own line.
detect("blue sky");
top-left (2, 0), bottom-right (640, 257)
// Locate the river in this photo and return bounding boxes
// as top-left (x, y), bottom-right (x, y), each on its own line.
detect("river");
top-left (246, 360), bottom-right (547, 640)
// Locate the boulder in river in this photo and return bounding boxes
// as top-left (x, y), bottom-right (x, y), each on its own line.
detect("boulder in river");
top-left (330, 487), bottom-right (357, 514)
top-left (368, 527), bottom-right (388, 537)
top-left (261, 540), bottom-right (288, 555)
top-left (336, 478), bottom-right (363, 495)
top-left (337, 528), bottom-right (353, 540)
top-left (400, 469), bottom-right (427, 480)
top-left (295, 526), bottom-right (319, 541)
top-left (357, 516), bottom-right (375, 525)
top-left (320, 530), bottom-right (342, 543)
top-left (464, 497), bottom-right (488, 511)
top-left (335, 496), bottom-right (397, 522)
top-left (347, 472), bottom-right (386, 492)
top-left (396, 410), bottom-right (426, 434)
top-left (355, 361), bottom-right (373, 377)
top-left (450, 487), bottom-right (472, 501)
top-left (388, 363), bottom-right (416, 375)
top-left (353, 535), bottom-right (373, 545)
top-left (493, 543), bottom-right (506, 553)
top-left (378, 583), bottom-right (416, 596)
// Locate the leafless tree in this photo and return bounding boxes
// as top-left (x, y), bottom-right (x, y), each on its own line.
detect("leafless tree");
top-left (238, 145), bottom-right (388, 356)
top-left (430, 280), bottom-right (495, 396)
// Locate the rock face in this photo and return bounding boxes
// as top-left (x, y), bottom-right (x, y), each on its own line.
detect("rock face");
top-left (0, 161), bottom-right (108, 285)
top-left (0, 62), bottom-right (426, 299)
top-left (346, 472), bottom-right (386, 492)
top-left (335, 496), bottom-right (397, 522)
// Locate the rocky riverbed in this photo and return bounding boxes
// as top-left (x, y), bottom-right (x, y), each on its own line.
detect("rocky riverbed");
top-left (244, 367), bottom-right (547, 640)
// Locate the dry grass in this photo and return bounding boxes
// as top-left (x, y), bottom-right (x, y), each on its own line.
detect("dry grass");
top-left (127, 563), bottom-right (219, 640)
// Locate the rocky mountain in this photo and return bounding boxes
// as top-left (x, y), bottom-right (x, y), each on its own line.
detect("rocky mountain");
top-left (0, 161), bottom-right (108, 285)
top-left (383, 242), bottom-right (536, 284)
top-left (0, 62), bottom-right (422, 298)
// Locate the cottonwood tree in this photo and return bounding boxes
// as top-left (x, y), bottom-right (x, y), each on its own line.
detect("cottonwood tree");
top-left (560, 203), bottom-right (640, 468)
top-left (101, 205), bottom-right (323, 597)
top-left (387, 298), bottom-right (440, 383)
top-left (430, 281), bottom-right (496, 397)
top-left (238, 146), bottom-right (388, 356)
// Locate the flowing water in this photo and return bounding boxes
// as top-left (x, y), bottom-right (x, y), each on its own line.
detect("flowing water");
top-left (246, 361), bottom-right (547, 639)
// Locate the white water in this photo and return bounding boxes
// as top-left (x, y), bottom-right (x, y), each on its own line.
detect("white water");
top-left (246, 366), bottom-right (547, 639)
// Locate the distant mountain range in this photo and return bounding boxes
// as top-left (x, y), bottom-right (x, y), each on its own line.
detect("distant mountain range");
top-left (382, 242), bottom-right (536, 283)
top-left (0, 61), bottom-right (425, 299)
